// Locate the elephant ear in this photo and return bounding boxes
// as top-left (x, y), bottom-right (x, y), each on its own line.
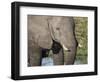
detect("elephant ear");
top-left (28, 15), bottom-right (53, 49)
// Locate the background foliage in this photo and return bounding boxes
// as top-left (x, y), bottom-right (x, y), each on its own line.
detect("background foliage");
top-left (74, 17), bottom-right (88, 64)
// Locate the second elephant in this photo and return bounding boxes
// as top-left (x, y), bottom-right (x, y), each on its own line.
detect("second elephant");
top-left (28, 15), bottom-right (78, 66)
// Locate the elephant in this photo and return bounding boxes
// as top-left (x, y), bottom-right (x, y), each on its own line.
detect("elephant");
top-left (28, 15), bottom-right (78, 66)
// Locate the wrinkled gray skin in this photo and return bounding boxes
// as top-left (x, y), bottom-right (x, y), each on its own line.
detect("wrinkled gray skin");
top-left (28, 15), bottom-right (78, 66)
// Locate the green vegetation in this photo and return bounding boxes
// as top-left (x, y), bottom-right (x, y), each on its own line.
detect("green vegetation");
top-left (74, 17), bottom-right (88, 64)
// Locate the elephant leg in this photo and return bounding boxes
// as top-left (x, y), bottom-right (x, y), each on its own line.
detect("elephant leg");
top-left (64, 41), bottom-right (78, 65)
top-left (28, 41), bottom-right (42, 66)
top-left (52, 40), bottom-right (64, 65)
top-left (53, 48), bottom-right (64, 65)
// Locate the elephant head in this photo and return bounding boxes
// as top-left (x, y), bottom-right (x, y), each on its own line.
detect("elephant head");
top-left (28, 15), bottom-right (78, 66)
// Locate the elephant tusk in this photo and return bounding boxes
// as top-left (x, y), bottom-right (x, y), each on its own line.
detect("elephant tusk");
top-left (62, 44), bottom-right (69, 51)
